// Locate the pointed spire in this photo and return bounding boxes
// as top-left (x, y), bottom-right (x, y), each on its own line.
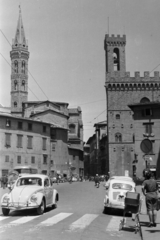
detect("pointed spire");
top-left (13, 6), bottom-right (27, 48)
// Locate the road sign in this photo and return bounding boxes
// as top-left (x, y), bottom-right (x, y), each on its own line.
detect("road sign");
top-left (140, 139), bottom-right (152, 153)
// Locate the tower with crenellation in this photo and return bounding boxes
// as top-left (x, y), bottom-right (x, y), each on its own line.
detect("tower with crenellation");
top-left (104, 34), bottom-right (160, 177)
top-left (10, 7), bottom-right (29, 116)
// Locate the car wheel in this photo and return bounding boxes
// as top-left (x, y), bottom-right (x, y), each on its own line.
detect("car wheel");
top-left (37, 199), bottom-right (45, 215)
top-left (52, 198), bottom-right (58, 209)
top-left (2, 208), bottom-right (10, 216)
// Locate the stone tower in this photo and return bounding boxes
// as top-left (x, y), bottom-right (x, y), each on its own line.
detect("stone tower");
top-left (104, 34), bottom-right (160, 177)
top-left (10, 6), bottom-right (29, 116)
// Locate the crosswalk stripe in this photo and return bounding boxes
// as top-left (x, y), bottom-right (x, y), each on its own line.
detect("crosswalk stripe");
top-left (106, 216), bottom-right (122, 231)
top-left (10, 216), bottom-right (40, 224)
top-left (40, 213), bottom-right (73, 226)
top-left (0, 216), bottom-right (9, 222)
top-left (69, 214), bottom-right (98, 231)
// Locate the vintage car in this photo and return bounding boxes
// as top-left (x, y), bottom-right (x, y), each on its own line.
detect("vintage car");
top-left (1, 174), bottom-right (59, 216)
top-left (104, 178), bottom-right (136, 213)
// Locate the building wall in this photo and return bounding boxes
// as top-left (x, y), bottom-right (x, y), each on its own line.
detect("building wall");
top-left (104, 34), bottom-right (160, 177)
top-left (31, 111), bottom-right (68, 129)
top-left (130, 106), bottom-right (160, 177)
top-left (0, 115), bottom-right (69, 177)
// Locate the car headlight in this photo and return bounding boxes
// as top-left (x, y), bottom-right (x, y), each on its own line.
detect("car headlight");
top-left (3, 196), bottom-right (10, 203)
top-left (30, 194), bottom-right (38, 202)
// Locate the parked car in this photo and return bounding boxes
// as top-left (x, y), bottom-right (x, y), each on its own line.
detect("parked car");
top-left (1, 174), bottom-right (59, 216)
top-left (104, 178), bottom-right (136, 214)
top-left (50, 176), bottom-right (57, 183)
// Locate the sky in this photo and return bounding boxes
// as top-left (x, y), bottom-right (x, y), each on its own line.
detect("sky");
top-left (1, 0), bottom-right (160, 142)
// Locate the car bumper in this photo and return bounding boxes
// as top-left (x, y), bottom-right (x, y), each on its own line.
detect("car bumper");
top-left (1, 202), bottom-right (39, 210)
top-left (104, 201), bottom-right (125, 209)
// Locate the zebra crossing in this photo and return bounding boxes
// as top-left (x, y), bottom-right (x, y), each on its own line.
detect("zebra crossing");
top-left (0, 212), bottom-right (125, 234)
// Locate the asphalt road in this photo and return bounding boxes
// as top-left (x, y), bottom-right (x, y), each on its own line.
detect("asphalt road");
top-left (0, 181), bottom-right (142, 240)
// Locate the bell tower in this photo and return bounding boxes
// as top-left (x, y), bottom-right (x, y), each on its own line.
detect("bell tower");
top-left (10, 6), bottom-right (29, 116)
top-left (104, 34), bottom-right (126, 74)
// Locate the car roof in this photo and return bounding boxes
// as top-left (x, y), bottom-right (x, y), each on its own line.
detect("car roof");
top-left (110, 176), bottom-right (133, 181)
top-left (18, 174), bottom-right (48, 179)
top-left (110, 178), bottom-right (135, 186)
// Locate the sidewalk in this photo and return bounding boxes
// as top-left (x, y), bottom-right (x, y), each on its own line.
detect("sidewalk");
top-left (136, 185), bottom-right (160, 240)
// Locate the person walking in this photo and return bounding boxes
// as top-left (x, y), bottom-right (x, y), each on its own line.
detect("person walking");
top-left (2, 175), bottom-right (8, 189)
top-left (142, 171), bottom-right (159, 227)
top-left (94, 174), bottom-right (100, 187)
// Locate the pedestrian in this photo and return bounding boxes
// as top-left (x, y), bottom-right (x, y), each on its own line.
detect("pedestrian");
top-left (94, 174), bottom-right (100, 187)
top-left (142, 171), bottom-right (159, 227)
top-left (2, 175), bottom-right (8, 189)
top-left (56, 174), bottom-right (59, 185)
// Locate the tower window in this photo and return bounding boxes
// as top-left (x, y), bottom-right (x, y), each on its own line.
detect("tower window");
top-left (116, 114), bottom-right (120, 119)
top-left (115, 133), bottom-right (122, 142)
top-left (22, 80), bottom-right (25, 91)
top-left (22, 61), bottom-right (25, 74)
top-left (69, 124), bottom-right (76, 134)
top-left (140, 97), bottom-right (150, 103)
top-left (14, 61), bottom-right (18, 73)
top-left (14, 102), bottom-right (17, 108)
top-left (113, 48), bottom-right (120, 71)
top-left (14, 80), bottom-right (18, 90)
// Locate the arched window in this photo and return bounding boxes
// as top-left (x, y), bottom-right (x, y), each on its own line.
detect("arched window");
top-left (22, 61), bottom-right (25, 74)
top-left (140, 97), bottom-right (150, 103)
top-left (116, 114), bottom-right (120, 120)
top-left (22, 80), bottom-right (25, 91)
top-left (69, 124), bottom-right (76, 134)
top-left (14, 102), bottom-right (17, 108)
top-left (115, 133), bottom-right (122, 142)
top-left (14, 61), bottom-right (18, 73)
top-left (14, 80), bottom-right (18, 90)
top-left (113, 48), bottom-right (120, 71)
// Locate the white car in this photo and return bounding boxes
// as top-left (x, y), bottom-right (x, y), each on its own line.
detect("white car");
top-left (104, 178), bottom-right (136, 213)
top-left (1, 174), bottom-right (59, 216)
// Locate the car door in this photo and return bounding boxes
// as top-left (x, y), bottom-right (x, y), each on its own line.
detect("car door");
top-left (48, 178), bottom-right (53, 204)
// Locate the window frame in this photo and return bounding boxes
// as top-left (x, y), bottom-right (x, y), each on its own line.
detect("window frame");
top-left (27, 136), bottom-right (33, 149)
top-left (5, 133), bottom-right (11, 147)
top-left (115, 132), bottom-right (122, 142)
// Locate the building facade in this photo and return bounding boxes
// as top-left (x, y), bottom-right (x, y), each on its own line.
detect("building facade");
top-left (0, 7), bottom-right (84, 178)
top-left (128, 101), bottom-right (160, 178)
top-left (104, 34), bottom-right (160, 177)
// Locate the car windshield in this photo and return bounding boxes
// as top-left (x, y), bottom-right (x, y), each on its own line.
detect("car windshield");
top-left (16, 177), bottom-right (42, 186)
top-left (112, 183), bottom-right (132, 190)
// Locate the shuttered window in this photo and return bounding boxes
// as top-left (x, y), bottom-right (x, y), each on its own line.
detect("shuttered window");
top-left (27, 136), bottom-right (33, 149)
top-left (5, 133), bottom-right (11, 147)
top-left (5, 155), bottom-right (9, 162)
top-left (42, 138), bottom-right (47, 150)
top-left (17, 135), bottom-right (23, 148)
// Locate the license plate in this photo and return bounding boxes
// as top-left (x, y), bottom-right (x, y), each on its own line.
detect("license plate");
top-left (119, 198), bottom-right (124, 202)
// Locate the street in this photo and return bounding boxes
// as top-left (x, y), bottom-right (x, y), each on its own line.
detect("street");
top-left (0, 181), bottom-right (141, 240)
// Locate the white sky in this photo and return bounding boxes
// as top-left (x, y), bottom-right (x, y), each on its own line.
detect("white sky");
top-left (1, 0), bottom-right (160, 142)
